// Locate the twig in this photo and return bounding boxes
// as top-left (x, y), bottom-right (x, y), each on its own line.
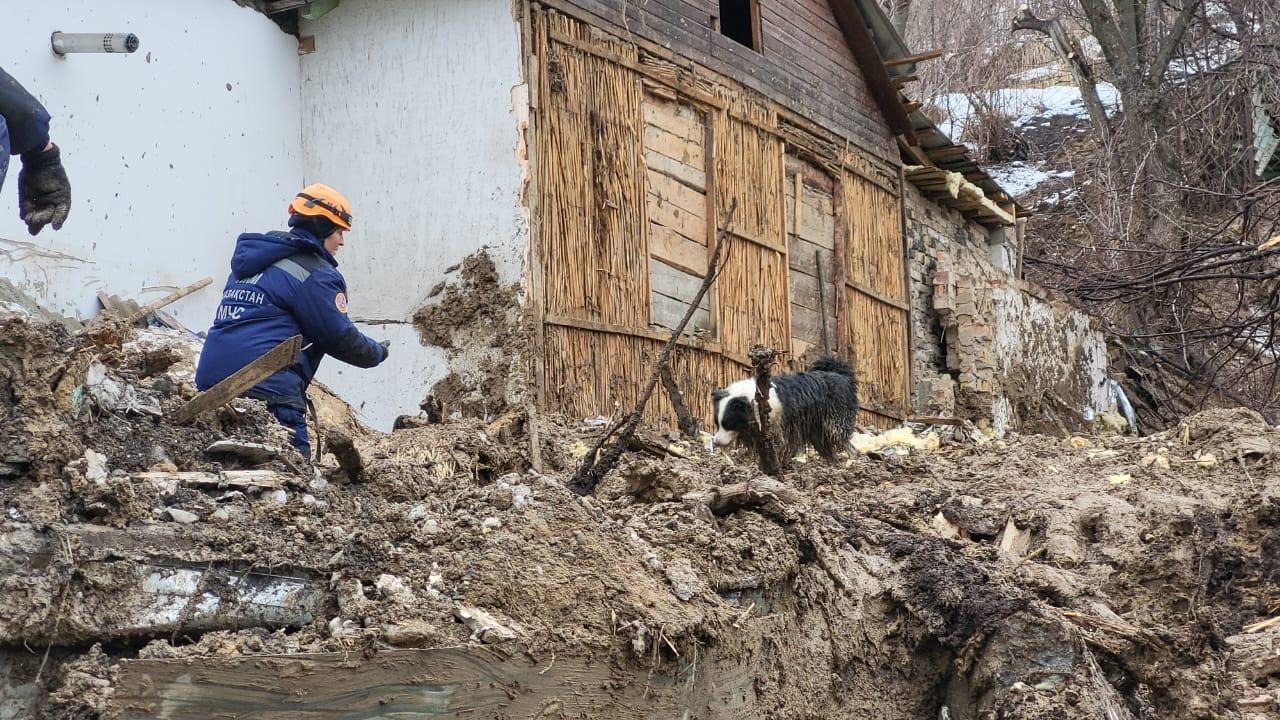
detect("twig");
top-left (749, 345), bottom-right (784, 476)
top-left (659, 361), bottom-right (700, 439)
top-left (568, 200), bottom-right (738, 496)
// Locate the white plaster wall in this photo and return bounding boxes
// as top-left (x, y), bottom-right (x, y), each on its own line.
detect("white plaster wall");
top-left (300, 0), bottom-right (528, 430)
top-left (992, 286), bottom-right (1113, 432)
top-left (0, 2), bottom-right (303, 325)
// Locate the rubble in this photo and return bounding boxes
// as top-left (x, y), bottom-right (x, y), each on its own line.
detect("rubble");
top-left (1, 315), bottom-right (1279, 718)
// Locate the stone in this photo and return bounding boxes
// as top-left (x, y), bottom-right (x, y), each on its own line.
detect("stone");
top-left (383, 619), bottom-right (438, 647)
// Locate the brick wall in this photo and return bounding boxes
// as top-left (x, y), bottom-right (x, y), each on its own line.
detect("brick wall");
top-left (904, 183), bottom-right (1112, 433)
top-left (902, 182), bottom-right (987, 413)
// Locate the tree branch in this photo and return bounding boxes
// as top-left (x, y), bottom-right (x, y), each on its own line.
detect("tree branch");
top-left (568, 200), bottom-right (739, 496)
top-left (1149, 0), bottom-right (1203, 85)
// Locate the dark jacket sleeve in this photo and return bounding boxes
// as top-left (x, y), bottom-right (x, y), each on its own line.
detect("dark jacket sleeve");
top-left (0, 67), bottom-right (51, 156)
top-left (290, 270), bottom-right (388, 369)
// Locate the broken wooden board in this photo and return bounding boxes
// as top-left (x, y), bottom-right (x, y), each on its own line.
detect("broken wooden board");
top-left (111, 646), bottom-right (759, 719)
top-left (172, 335), bottom-right (302, 424)
top-left (131, 469), bottom-right (286, 492)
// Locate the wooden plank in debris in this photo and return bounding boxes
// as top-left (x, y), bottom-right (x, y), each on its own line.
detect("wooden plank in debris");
top-left (131, 470), bottom-right (286, 491)
top-left (172, 335), bottom-right (302, 424)
top-left (128, 277), bottom-right (213, 323)
top-left (111, 646), bottom-right (757, 719)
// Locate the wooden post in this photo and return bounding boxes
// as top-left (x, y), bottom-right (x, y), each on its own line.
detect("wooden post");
top-left (749, 344), bottom-right (782, 476)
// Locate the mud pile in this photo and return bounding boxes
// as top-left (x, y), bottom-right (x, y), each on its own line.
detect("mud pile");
top-left (2, 314), bottom-right (1279, 719)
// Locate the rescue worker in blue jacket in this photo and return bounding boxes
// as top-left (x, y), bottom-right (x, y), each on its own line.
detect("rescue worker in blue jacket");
top-left (195, 184), bottom-right (389, 458)
top-left (1, 66), bottom-right (72, 234)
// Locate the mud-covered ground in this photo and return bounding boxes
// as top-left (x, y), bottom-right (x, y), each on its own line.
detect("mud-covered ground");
top-left (2, 314), bottom-right (1278, 719)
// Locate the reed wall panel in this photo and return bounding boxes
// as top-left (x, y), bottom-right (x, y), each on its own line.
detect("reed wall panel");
top-left (536, 13), bottom-right (649, 325)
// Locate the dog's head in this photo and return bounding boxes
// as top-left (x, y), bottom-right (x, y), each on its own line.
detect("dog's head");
top-left (711, 381), bottom-right (756, 447)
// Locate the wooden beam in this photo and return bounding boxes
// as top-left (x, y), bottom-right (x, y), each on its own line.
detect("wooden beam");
top-left (173, 335), bottom-right (302, 424)
top-left (927, 145), bottom-right (971, 159)
top-left (129, 277), bottom-right (213, 324)
top-left (827, 0), bottom-right (917, 144)
top-left (890, 74), bottom-right (919, 87)
top-left (885, 49), bottom-right (944, 67)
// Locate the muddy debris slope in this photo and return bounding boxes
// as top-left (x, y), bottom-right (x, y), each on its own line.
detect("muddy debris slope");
top-left (2, 314), bottom-right (1279, 719)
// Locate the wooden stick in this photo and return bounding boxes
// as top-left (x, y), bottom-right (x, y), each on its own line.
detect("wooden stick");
top-left (129, 278), bottom-right (213, 324)
top-left (1244, 615), bottom-right (1280, 634)
top-left (172, 335), bottom-right (302, 424)
top-left (749, 345), bottom-right (783, 476)
top-left (569, 200), bottom-right (738, 496)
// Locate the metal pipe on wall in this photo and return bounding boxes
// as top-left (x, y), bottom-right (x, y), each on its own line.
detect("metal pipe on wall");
top-left (51, 32), bottom-right (140, 56)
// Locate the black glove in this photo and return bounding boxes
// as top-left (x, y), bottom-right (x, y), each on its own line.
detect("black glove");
top-left (379, 339), bottom-right (391, 359)
top-left (18, 144), bottom-right (71, 235)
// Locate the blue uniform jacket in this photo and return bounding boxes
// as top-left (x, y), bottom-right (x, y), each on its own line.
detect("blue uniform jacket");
top-left (0, 66), bottom-right (53, 192)
top-left (195, 228), bottom-right (387, 409)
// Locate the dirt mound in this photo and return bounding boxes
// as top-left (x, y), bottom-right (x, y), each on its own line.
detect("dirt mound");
top-left (2, 316), bottom-right (1279, 718)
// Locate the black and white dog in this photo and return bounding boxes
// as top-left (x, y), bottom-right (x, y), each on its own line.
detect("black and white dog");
top-left (711, 357), bottom-right (860, 461)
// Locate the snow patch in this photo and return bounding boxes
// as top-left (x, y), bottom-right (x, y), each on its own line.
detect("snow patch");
top-left (932, 84), bottom-right (1122, 142)
top-left (986, 162), bottom-right (1076, 197)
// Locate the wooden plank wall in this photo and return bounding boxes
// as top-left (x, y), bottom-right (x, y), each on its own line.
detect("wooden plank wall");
top-left (538, 0), bottom-right (895, 163)
top-left (784, 156), bottom-right (837, 365)
top-left (532, 6), bottom-right (910, 430)
top-left (644, 87), bottom-right (714, 334)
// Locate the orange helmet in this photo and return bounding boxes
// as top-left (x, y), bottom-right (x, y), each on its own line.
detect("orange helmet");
top-left (287, 183), bottom-right (353, 230)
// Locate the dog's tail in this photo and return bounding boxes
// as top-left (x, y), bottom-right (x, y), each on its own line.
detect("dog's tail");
top-left (808, 356), bottom-right (855, 377)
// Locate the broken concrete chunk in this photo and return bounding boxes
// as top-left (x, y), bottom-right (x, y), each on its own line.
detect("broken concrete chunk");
top-left (453, 605), bottom-right (519, 643)
top-left (260, 489), bottom-right (288, 505)
top-left (375, 574), bottom-right (415, 604)
top-left (205, 439), bottom-right (283, 464)
top-left (931, 512), bottom-right (965, 540)
top-left (664, 558), bottom-right (705, 601)
top-left (165, 508), bottom-right (199, 524)
top-left (996, 517), bottom-right (1031, 558)
top-left (82, 449), bottom-right (110, 486)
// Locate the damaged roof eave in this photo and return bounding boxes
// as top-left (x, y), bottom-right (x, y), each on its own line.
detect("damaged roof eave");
top-left (842, 0), bottom-right (1029, 219)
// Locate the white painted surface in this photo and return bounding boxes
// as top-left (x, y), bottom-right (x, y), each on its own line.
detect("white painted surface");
top-left (300, 0), bottom-right (528, 430)
top-left (0, 2), bottom-right (303, 324)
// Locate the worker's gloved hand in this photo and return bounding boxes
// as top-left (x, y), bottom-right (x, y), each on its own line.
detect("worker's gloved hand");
top-left (18, 144), bottom-right (71, 235)
top-left (379, 339), bottom-right (391, 359)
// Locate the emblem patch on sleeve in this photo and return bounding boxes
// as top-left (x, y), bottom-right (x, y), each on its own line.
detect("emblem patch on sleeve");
top-left (335, 292), bottom-right (349, 313)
